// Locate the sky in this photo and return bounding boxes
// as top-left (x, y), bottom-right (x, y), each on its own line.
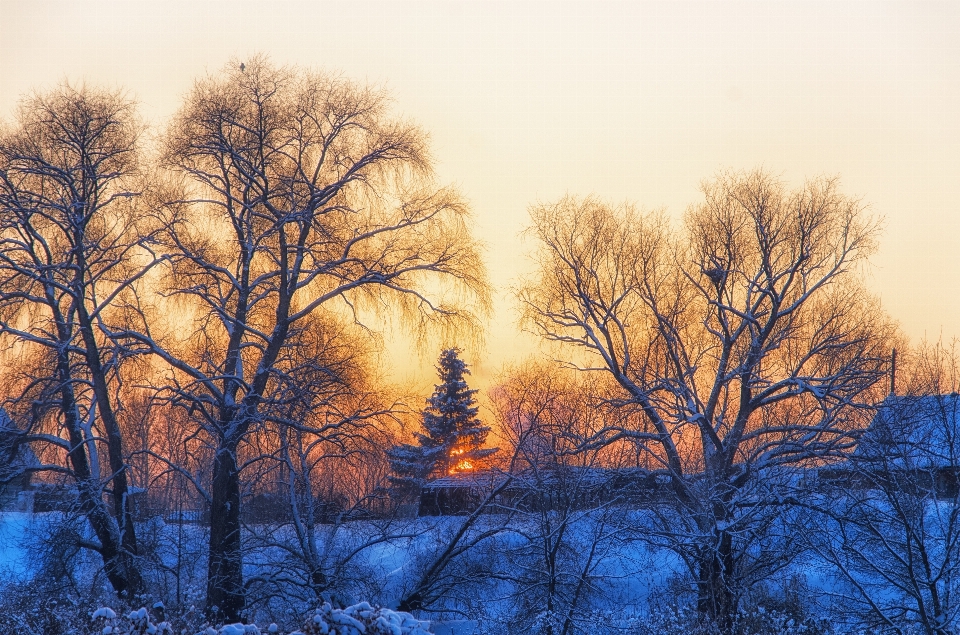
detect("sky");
top-left (2, 0), bottom-right (959, 389)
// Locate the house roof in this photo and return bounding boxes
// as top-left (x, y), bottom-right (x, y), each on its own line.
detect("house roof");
top-left (855, 394), bottom-right (960, 469)
top-left (0, 407), bottom-right (41, 480)
top-left (421, 466), bottom-right (665, 490)
top-left (423, 472), bottom-right (507, 490)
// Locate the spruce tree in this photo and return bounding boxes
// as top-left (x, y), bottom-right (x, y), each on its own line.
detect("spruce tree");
top-left (388, 349), bottom-right (496, 489)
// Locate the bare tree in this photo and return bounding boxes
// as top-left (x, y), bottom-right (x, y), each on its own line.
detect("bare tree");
top-left (117, 58), bottom-right (489, 621)
top-left (490, 362), bottom-right (630, 635)
top-left (240, 318), bottom-right (405, 609)
top-left (0, 85), bottom-right (162, 599)
top-left (519, 170), bottom-right (893, 631)
top-left (809, 342), bottom-right (960, 634)
top-left (393, 471), bottom-right (517, 616)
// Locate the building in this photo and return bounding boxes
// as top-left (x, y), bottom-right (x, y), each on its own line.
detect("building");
top-left (417, 467), bottom-right (674, 516)
top-left (820, 394), bottom-right (960, 498)
top-left (0, 407), bottom-right (40, 510)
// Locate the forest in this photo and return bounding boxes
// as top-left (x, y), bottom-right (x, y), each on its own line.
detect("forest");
top-left (1, 58), bottom-right (958, 635)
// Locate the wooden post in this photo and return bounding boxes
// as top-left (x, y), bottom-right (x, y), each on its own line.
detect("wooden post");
top-left (890, 348), bottom-right (897, 396)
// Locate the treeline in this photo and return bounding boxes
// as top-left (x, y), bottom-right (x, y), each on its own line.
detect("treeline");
top-left (1, 57), bottom-right (957, 635)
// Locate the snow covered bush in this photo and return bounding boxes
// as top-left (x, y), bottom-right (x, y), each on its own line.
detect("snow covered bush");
top-left (631, 603), bottom-right (834, 635)
top-left (86, 602), bottom-right (432, 635)
top-left (294, 602), bottom-right (432, 635)
top-left (92, 605), bottom-right (173, 635)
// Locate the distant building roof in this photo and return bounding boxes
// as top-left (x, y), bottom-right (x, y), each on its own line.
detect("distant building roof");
top-left (421, 466), bottom-right (663, 490)
top-left (0, 407), bottom-right (40, 483)
top-left (856, 394), bottom-right (960, 469)
top-left (423, 472), bottom-right (507, 490)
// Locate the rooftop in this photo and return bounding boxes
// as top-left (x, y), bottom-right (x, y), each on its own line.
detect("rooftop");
top-left (855, 394), bottom-right (960, 469)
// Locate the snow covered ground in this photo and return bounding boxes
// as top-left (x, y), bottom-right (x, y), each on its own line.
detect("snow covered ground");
top-left (0, 512), bottom-right (40, 581)
top-left (1, 504), bottom-right (944, 633)
top-left (0, 510), bottom-right (690, 633)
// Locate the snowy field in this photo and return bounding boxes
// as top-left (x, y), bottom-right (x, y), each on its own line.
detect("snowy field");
top-left (2, 503), bottom-right (955, 634)
top-left (0, 509), bottom-right (828, 634)
top-left (0, 512), bottom-right (34, 581)
top-left (0, 511), bottom-right (692, 633)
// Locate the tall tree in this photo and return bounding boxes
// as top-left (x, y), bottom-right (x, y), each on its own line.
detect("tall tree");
top-left (388, 348), bottom-right (495, 486)
top-left (120, 59), bottom-right (488, 621)
top-left (519, 170), bottom-right (894, 631)
top-left (0, 85), bottom-right (159, 598)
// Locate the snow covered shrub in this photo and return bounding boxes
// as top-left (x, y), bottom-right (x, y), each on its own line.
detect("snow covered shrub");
top-left (730, 605), bottom-right (834, 635)
top-left (634, 602), bottom-right (834, 635)
top-left (473, 599), bottom-right (835, 635)
top-left (92, 605), bottom-right (175, 635)
top-left (84, 602), bottom-right (431, 635)
top-left (294, 602), bottom-right (432, 635)
top-left (0, 589), bottom-right (87, 635)
top-left (737, 575), bottom-right (832, 634)
top-left (658, 603), bottom-right (835, 635)
top-left (0, 574), bottom-right (124, 635)
top-left (91, 603), bottom-right (237, 635)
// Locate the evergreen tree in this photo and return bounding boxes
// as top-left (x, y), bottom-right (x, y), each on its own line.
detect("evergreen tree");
top-left (388, 349), bottom-right (496, 488)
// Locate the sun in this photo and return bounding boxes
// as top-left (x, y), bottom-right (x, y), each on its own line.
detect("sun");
top-left (448, 447), bottom-right (475, 473)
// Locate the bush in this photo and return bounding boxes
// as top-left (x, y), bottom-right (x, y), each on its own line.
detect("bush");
top-left (295, 602), bottom-right (432, 635)
top-left (87, 602), bottom-right (433, 635)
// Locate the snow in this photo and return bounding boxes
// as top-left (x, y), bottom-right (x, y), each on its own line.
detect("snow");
top-left (6, 498), bottom-right (956, 632)
top-left (0, 512), bottom-right (45, 580)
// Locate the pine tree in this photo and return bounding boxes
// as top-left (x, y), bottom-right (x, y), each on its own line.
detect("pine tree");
top-left (388, 349), bottom-right (496, 489)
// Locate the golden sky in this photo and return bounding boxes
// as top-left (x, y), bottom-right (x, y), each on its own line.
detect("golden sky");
top-left (2, 0), bottom-right (959, 389)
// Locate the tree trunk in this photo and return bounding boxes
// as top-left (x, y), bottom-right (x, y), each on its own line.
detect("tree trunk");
top-left (397, 592), bottom-right (423, 614)
top-left (78, 309), bottom-right (144, 598)
top-left (206, 437), bottom-right (244, 622)
top-left (697, 531), bottom-right (736, 634)
top-left (76, 477), bottom-right (132, 596)
top-left (57, 346), bottom-right (139, 599)
top-left (64, 419), bottom-right (135, 598)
